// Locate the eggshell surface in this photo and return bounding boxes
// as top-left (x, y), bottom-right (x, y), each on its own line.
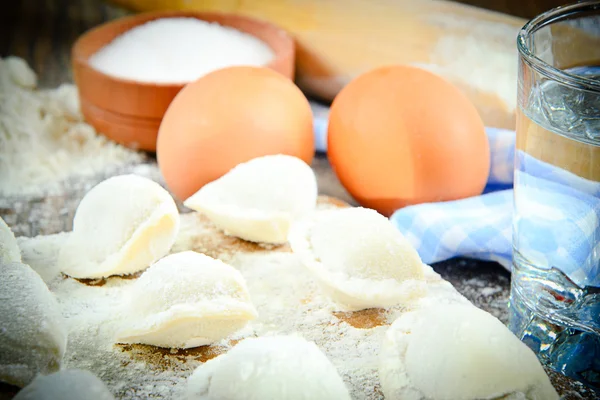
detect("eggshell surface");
top-left (157, 66), bottom-right (314, 201)
top-left (327, 65), bottom-right (490, 216)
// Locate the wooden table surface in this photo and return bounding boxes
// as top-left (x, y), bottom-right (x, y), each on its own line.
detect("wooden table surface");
top-left (1, 0), bottom-right (597, 399)
top-left (0, 0), bottom-right (573, 88)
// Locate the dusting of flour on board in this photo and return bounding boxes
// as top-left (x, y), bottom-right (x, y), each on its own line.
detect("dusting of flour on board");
top-left (19, 197), bottom-right (468, 399)
top-left (422, 14), bottom-right (519, 114)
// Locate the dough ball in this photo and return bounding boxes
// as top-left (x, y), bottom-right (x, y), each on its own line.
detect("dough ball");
top-left (0, 216), bottom-right (21, 263)
top-left (184, 155), bottom-right (317, 244)
top-left (58, 174), bottom-right (180, 279)
top-left (0, 261), bottom-right (67, 387)
top-left (115, 251), bottom-right (258, 348)
top-left (13, 369), bottom-right (114, 400)
top-left (379, 304), bottom-right (559, 400)
top-left (186, 335), bottom-right (351, 400)
top-left (289, 207), bottom-right (425, 311)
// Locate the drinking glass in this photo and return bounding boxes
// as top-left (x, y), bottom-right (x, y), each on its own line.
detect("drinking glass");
top-left (509, 1), bottom-right (600, 390)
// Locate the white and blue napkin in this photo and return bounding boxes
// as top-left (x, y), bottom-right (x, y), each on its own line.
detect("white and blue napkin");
top-left (310, 101), bottom-right (600, 286)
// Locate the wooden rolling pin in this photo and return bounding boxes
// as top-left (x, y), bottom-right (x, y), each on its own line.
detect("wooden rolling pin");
top-left (109, 0), bottom-right (528, 129)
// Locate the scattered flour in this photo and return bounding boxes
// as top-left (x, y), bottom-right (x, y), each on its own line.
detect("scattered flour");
top-left (419, 14), bottom-right (519, 114)
top-left (17, 232), bottom-right (69, 284)
top-left (480, 286), bottom-right (503, 297)
top-left (89, 18), bottom-right (275, 84)
top-left (0, 57), bottom-right (144, 199)
top-left (18, 202), bottom-right (469, 400)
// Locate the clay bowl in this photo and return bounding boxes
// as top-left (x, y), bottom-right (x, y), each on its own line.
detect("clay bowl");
top-left (72, 11), bottom-right (295, 151)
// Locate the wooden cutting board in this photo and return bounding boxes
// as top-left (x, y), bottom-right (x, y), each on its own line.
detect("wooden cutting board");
top-left (109, 0), bottom-right (527, 129)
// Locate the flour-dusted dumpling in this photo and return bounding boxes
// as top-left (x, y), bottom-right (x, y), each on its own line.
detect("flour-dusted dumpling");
top-left (58, 174), bottom-right (180, 279)
top-left (379, 304), bottom-right (559, 400)
top-left (0, 261), bottom-right (67, 387)
top-left (116, 251), bottom-right (258, 348)
top-left (13, 369), bottom-right (114, 400)
top-left (0, 216), bottom-right (21, 263)
top-left (289, 207), bottom-right (425, 311)
top-left (186, 335), bottom-right (351, 400)
top-left (184, 155), bottom-right (318, 244)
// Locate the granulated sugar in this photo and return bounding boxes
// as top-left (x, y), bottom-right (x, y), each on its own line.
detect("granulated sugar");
top-left (89, 18), bottom-right (275, 84)
top-left (17, 197), bottom-right (470, 400)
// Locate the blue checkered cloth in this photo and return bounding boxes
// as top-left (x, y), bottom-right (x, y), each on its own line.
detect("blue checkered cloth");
top-left (391, 189), bottom-right (514, 268)
top-left (311, 102), bottom-right (600, 286)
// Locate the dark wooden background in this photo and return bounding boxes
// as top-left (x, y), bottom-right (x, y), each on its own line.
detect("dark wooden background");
top-left (1, 1), bottom-right (598, 399)
top-left (459, 0), bottom-right (567, 16)
top-left (0, 0), bottom-right (570, 88)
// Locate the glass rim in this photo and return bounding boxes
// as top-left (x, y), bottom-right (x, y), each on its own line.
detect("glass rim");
top-left (517, 0), bottom-right (600, 92)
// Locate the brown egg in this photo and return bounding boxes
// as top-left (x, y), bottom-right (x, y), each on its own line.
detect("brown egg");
top-left (328, 65), bottom-right (490, 216)
top-left (157, 66), bottom-right (314, 201)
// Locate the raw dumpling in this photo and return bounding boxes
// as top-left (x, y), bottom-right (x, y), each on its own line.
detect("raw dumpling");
top-left (115, 251), bottom-right (258, 348)
top-left (13, 369), bottom-right (114, 400)
top-left (0, 261), bottom-right (67, 387)
top-left (289, 207), bottom-right (425, 311)
top-left (379, 303), bottom-right (559, 400)
top-left (0, 216), bottom-right (21, 263)
top-left (184, 155), bottom-right (318, 244)
top-left (186, 335), bottom-right (351, 400)
top-left (58, 174), bottom-right (180, 279)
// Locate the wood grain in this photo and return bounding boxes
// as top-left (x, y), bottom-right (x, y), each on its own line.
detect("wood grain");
top-left (0, 0), bottom-right (571, 88)
top-left (0, 0), bottom-right (129, 87)
top-left (457, 0), bottom-right (568, 19)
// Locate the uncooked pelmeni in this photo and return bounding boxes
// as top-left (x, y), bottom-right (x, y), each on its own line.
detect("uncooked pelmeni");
top-left (379, 303), bottom-right (559, 400)
top-left (289, 207), bottom-right (425, 311)
top-left (13, 369), bottom-right (115, 400)
top-left (0, 261), bottom-right (67, 387)
top-left (186, 335), bottom-right (351, 400)
top-left (0, 216), bottom-right (21, 263)
top-left (58, 174), bottom-right (180, 279)
top-left (116, 251), bottom-right (258, 348)
top-left (184, 155), bottom-right (318, 244)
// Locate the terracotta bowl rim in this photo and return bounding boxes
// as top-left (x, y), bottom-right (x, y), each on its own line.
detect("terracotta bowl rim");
top-left (71, 9), bottom-right (296, 89)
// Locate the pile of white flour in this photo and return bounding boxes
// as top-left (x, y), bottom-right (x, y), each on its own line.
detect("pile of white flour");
top-left (0, 56), bottom-right (144, 199)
